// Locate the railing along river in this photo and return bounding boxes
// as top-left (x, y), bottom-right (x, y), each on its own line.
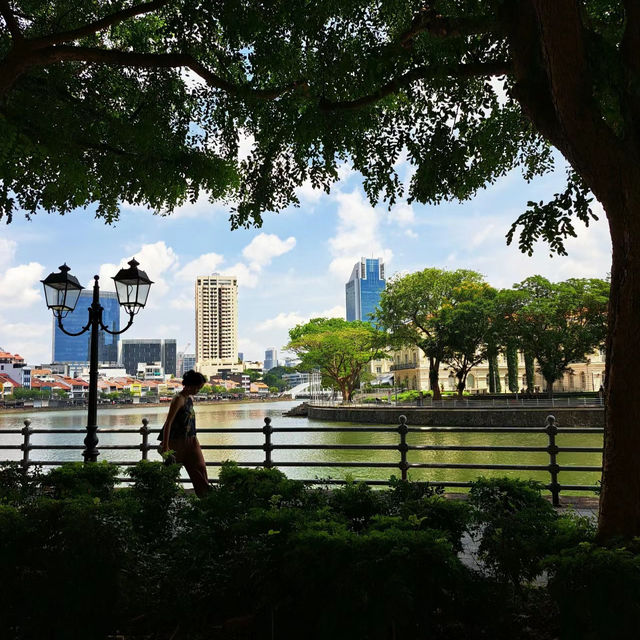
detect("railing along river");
top-left (0, 414), bottom-right (602, 506)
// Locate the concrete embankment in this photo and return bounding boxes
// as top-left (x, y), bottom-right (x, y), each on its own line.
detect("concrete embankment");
top-left (307, 405), bottom-right (604, 427)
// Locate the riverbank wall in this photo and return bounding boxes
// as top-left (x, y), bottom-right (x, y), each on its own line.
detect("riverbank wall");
top-left (307, 405), bottom-right (604, 427)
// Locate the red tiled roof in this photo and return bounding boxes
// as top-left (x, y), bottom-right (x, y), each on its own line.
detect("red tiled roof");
top-left (0, 373), bottom-right (21, 387)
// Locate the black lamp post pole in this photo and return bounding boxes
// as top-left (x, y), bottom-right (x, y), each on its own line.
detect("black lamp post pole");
top-left (84, 276), bottom-right (102, 463)
top-left (43, 259), bottom-right (152, 463)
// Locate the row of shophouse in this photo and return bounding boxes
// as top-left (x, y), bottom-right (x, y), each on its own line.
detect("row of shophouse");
top-left (0, 349), bottom-right (271, 401)
top-left (377, 347), bottom-right (606, 394)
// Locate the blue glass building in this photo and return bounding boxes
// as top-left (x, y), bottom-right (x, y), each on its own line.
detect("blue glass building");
top-left (345, 258), bottom-right (386, 323)
top-left (52, 291), bottom-right (120, 364)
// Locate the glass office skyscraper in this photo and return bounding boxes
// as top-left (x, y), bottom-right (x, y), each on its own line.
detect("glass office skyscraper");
top-left (345, 258), bottom-right (386, 323)
top-left (52, 290), bottom-right (120, 363)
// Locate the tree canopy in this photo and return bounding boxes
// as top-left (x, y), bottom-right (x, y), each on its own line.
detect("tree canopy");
top-left (375, 267), bottom-right (484, 399)
top-left (437, 282), bottom-right (497, 396)
top-left (0, 0), bottom-right (609, 237)
top-left (286, 317), bottom-right (386, 402)
top-left (512, 276), bottom-right (610, 397)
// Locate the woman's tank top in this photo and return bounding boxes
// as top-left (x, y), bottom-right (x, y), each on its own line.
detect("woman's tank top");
top-left (157, 396), bottom-right (196, 440)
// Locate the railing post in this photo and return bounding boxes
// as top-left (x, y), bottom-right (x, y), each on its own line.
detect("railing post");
top-left (545, 415), bottom-right (561, 507)
top-left (21, 419), bottom-right (32, 474)
top-left (140, 418), bottom-right (149, 461)
top-left (263, 417), bottom-right (273, 469)
top-left (397, 415), bottom-right (409, 482)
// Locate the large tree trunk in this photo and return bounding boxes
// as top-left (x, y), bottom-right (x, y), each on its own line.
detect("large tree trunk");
top-left (507, 0), bottom-right (640, 539)
top-left (597, 193), bottom-right (640, 540)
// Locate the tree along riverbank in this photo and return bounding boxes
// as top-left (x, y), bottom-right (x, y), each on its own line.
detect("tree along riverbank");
top-left (307, 405), bottom-right (604, 428)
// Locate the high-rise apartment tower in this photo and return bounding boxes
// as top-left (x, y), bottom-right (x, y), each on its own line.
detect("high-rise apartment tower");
top-left (195, 275), bottom-right (239, 378)
top-left (345, 258), bottom-right (386, 323)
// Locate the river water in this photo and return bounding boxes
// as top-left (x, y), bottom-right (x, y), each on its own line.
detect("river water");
top-left (0, 400), bottom-right (603, 493)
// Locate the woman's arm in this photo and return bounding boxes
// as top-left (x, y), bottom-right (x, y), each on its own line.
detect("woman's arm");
top-left (160, 395), bottom-right (185, 451)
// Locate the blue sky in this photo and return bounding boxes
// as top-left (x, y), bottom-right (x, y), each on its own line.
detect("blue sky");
top-left (0, 155), bottom-right (612, 366)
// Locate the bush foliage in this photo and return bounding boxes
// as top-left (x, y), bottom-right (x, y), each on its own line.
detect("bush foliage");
top-left (0, 462), bottom-right (627, 639)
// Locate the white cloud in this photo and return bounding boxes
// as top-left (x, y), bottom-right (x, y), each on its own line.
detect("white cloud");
top-left (297, 179), bottom-right (325, 204)
top-left (226, 261), bottom-right (260, 288)
top-left (389, 202), bottom-right (416, 227)
top-left (328, 190), bottom-right (393, 278)
top-left (257, 304), bottom-right (345, 333)
top-left (242, 233), bottom-right (296, 269)
top-left (175, 252), bottom-right (225, 282)
top-left (405, 229), bottom-right (418, 239)
top-left (0, 238), bottom-right (17, 266)
top-left (0, 262), bottom-right (45, 307)
top-left (0, 316), bottom-right (50, 364)
top-left (257, 311), bottom-right (308, 332)
top-left (99, 242), bottom-right (179, 304)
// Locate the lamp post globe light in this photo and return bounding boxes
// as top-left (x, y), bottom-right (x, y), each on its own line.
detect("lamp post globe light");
top-left (41, 259), bottom-right (153, 462)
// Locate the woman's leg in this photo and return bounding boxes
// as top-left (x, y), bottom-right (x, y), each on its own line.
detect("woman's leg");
top-left (181, 437), bottom-right (210, 497)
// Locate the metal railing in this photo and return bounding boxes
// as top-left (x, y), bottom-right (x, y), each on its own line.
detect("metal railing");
top-left (318, 397), bottom-right (604, 409)
top-left (0, 415), bottom-right (602, 506)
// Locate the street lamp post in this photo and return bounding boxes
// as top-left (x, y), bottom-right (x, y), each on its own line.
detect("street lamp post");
top-left (41, 259), bottom-right (152, 462)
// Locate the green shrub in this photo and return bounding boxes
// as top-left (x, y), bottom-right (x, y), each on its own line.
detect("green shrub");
top-left (218, 461), bottom-right (306, 508)
top-left (547, 543), bottom-right (640, 639)
top-left (125, 460), bottom-right (185, 536)
top-left (278, 526), bottom-right (471, 639)
top-left (468, 477), bottom-right (557, 584)
top-left (0, 462), bottom-right (43, 504)
top-left (328, 480), bottom-right (384, 529)
top-left (45, 461), bottom-right (119, 500)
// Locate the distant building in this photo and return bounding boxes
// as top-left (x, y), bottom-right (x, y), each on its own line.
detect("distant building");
top-left (136, 362), bottom-right (165, 380)
top-left (195, 275), bottom-right (240, 378)
top-left (177, 352), bottom-right (196, 377)
top-left (264, 348), bottom-right (278, 372)
top-left (283, 356), bottom-right (301, 369)
top-left (238, 352), bottom-right (244, 362)
top-left (120, 339), bottom-right (177, 377)
top-left (282, 372), bottom-right (310, 388)
top-left (228, 373), bottom-right (251, 392)
top-left (345, 257), bottom-right (386, 323)
top-left (0, 349), bottom-right (30, 388)
top-left (52, 290), bottom-right (120, 364)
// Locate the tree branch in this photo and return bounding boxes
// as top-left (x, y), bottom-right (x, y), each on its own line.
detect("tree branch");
top-left (23, 45), bottom-right (301, 100)
top-left (30, 0), bottom-right (170, 49)
top-left (319, 60), bottom-right (511, 111)
top-left (0, 0), bottom-right (23, 39)
top-left (530, 0), bottom-right (627, 194)
top-left (399, 7), bottom-right (501, 49)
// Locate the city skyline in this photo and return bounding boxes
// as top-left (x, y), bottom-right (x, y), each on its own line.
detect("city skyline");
top-left (0, 156), bottom-right (612, 367)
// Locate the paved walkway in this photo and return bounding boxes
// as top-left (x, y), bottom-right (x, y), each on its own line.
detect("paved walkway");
top-left (456, 494), bottom-right (599, 575)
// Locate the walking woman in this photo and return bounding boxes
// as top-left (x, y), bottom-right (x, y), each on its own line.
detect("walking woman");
top-left (159, 370), bottom-right (210, 497)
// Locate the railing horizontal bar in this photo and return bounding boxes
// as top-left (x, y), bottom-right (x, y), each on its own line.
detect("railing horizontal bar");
top-left (271, 427), bottom-right (398, 433)
top-left (409, 445), bottom-right (549, 452)
top-left (200, 445), bottom-right (263, 450)
top-left (556, 447), bottom-right (603, 453)
top-left (557, 466), bottom-right (603, 472)
top-left (28, 445), bottom-right (85, 450)
top-left (201, 461), bottom-right (399, 468)
top-left (270, 444), bottom-right (399, 451)
top-left (408, 463), bottom-right (550, 471)
top-left (559, 484), bottom-right (600, 491)
top-left (0, 445), bottom-right (23, 450)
